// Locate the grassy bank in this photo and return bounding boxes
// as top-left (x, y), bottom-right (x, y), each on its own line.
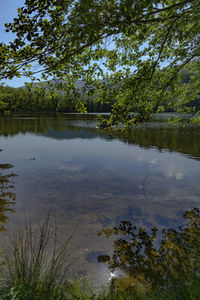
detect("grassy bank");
top-left (0, 208), bottom-right (200, 299)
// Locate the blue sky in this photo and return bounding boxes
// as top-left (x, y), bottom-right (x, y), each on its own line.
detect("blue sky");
top-left (0, 0), bottom-right (36, 87)
top-left (0, 1), bottom-right (141, 88)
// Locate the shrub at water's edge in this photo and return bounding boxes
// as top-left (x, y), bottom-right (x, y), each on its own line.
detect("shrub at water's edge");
top-left (0, 208), bottom-right (200, 299)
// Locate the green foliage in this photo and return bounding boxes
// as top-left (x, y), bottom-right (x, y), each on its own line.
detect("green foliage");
top-left (0, 215), bottom-right (74, 300)
top-left (0, 84), bottom-right (112, 113)
top-left (0, 85), bottom-right (70, 113)
top-left (1, 0), bottom-right (200, 127)
top-left (98, 207), bottom-right (200, 297)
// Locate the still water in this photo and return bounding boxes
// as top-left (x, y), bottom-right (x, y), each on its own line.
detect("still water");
top-left (0, 113), bottom-right (200, 285)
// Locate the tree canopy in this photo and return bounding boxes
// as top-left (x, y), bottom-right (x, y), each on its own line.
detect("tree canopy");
top-left (1, 0), bottom-right (200, 127)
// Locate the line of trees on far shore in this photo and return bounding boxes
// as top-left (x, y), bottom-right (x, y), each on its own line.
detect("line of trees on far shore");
top-left (0, 62), bottom-right (199, 114)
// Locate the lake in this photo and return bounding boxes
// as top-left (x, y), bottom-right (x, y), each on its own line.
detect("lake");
top-left (0, 113), bottom-right (200, 286)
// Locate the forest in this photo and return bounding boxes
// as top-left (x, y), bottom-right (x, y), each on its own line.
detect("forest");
top-left (0, 61), bottom-right (199, 114)
top-left (0, 81), bottom-right (112, 113)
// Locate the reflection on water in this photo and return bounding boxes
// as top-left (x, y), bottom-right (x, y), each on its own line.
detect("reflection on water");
top-left (0, 160), bottom-right (17, 231)
top-left (0, 113), bottom-right (200, 160)
top-left (98, 208), bottom-right (200, 292)
top-left (0, 113), bottom-right (199, 284)
top-left (110, 125), bottom-right (200, 161)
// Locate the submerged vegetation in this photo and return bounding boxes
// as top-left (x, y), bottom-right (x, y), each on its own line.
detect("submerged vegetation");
top-left (0, 161), bottom-right (17, 231)
top-left (0, 208), bottom-right (199, 299)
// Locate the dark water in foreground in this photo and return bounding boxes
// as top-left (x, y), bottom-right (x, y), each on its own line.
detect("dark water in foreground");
top-left (0, 113), bottom-right (200, 285)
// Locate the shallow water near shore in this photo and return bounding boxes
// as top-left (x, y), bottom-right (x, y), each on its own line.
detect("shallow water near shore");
top-left (0, 113), bottom-right (200, 286)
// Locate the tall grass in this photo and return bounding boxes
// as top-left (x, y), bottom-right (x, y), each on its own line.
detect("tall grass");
top-left (0, 208), bottom-right (200, 299)
top-left (0, 214), bottom-right (74, 299)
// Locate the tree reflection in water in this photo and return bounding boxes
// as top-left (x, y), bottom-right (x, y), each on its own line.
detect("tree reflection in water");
top-left (98, 208), bottom-right (200, 294)
top-left (0, 160), bottom-right (17, 231)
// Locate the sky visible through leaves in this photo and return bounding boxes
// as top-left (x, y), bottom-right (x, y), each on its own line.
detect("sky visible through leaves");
top-left (0, 0), bottom-right (38, 87)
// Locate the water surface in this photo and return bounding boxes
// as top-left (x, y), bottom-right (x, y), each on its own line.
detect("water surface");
top-left (0, 113), bottom-right (200, 284)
